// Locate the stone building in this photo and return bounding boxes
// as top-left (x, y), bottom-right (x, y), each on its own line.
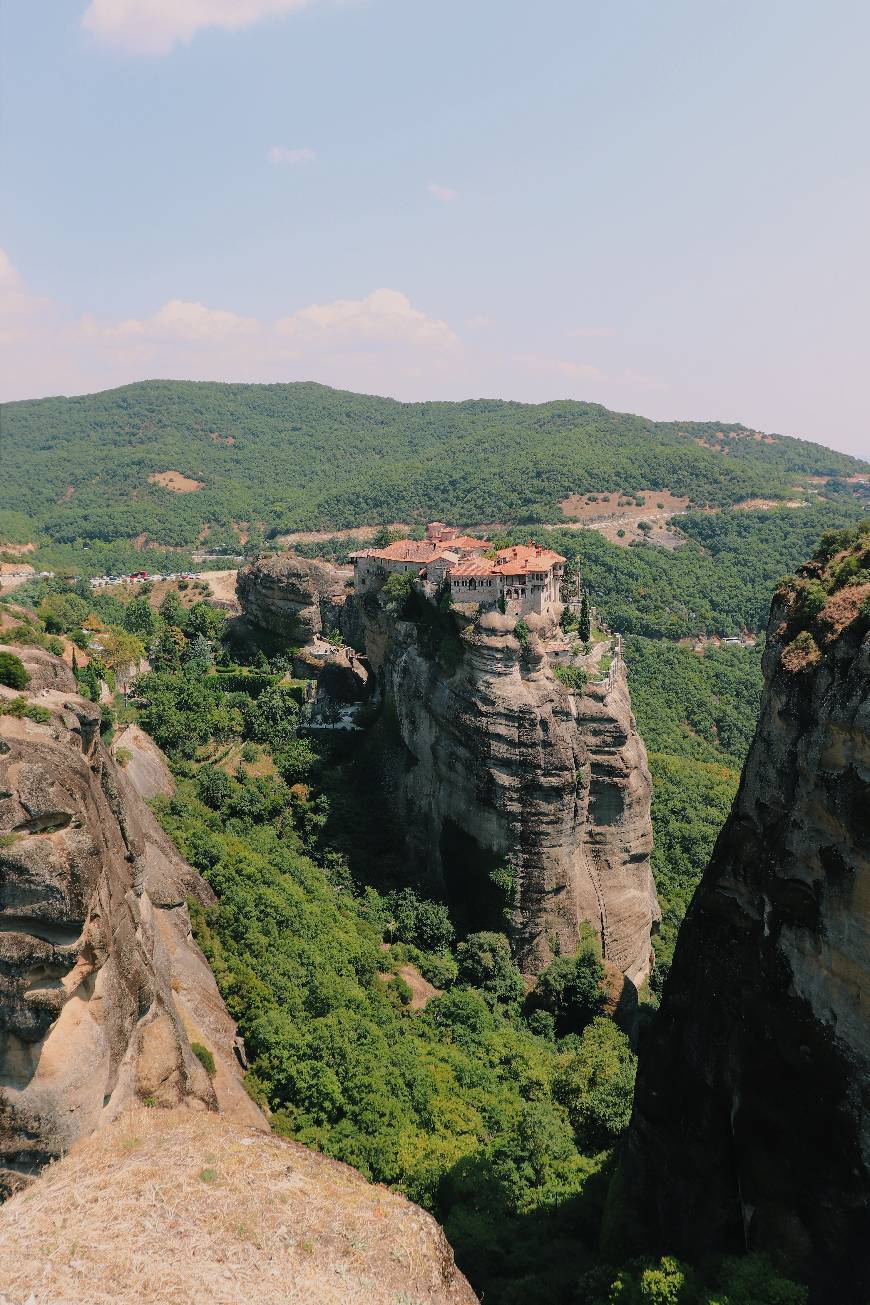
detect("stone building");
top-left (350, 527), bottom-right (489, 592)
top-left (351, 526), bottom-right (567, 618)
top-left (450, 543), bottom-right (566, 616)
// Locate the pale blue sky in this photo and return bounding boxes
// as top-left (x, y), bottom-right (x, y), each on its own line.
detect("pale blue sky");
top-left (1, 0), bottom-right (868, 456)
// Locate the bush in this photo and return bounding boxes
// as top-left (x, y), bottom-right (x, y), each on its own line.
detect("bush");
top-left (191, 1041), bottom-right (216, 1077)
top-left (0, 697), bottom-right (51, 723)
top-left (0, 651), bottom-right (29, 690)
top-left (531, 946), bottom-right (605, 1036)
top-left (554, 664), bottom-right (588, 691)
top-left (456, 932), bottom-right (525, 1005)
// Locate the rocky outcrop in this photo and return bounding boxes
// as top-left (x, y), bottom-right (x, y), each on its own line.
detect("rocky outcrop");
top-left (112, 723), bottom-right (176, 800)
top-left (236, 553), bottom-right (358, 645)
top-left (0, 646), bottom-right (263, 1194)
top-left (624, 527), bottom-right (870, 1302)
top-left (237, 557), bottom-right (657, 982)
top-left (0, 1107), bottom-right (478, 1304)
top-left (363, 603), bottom-right (657, 981)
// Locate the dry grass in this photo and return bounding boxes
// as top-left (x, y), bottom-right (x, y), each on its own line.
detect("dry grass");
top-left (0, 1110), bottom-right (475, 1305)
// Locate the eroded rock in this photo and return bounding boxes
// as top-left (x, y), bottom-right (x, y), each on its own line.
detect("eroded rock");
top-left (0, 648), bottom-right (263, 1193)
top-left (624, 531), bottom-right (870, 1301)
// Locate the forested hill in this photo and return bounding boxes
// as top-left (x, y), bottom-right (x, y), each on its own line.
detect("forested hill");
top-left (4, 381), bottom-right (867, 564)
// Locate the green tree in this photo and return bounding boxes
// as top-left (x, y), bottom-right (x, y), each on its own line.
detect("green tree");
top-left (159, 589), bottom-right (188, 630)
top-left (456, 932), bottom-right (525, 1005)
top-left (123, 595), bottom-right (158, 640)
top-left (532, 946), bottom-right (605, 1036)
top-left (0, 651), bottom-right (29, 690)
top-left (579, 592), bottom-right (591, 643)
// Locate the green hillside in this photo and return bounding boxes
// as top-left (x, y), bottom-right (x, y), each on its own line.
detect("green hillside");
top-left (3, 381), bottom-right (867, 573)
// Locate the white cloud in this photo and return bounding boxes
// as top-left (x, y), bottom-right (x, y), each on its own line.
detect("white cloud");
top-left (0, 249), bottom-right (459, 401)
top-left (81, 0), bottom-right (318, 56)
top-left (278, 288), bottom-right (457, 350)
top-left (427, 181), bottom-right (458, 203)
top-left (269, 145), bottom-right (316, 165)
top-left (97, 299), bottom-right (259, 342)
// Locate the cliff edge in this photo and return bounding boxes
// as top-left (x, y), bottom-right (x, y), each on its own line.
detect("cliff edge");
top-left (624, 524), bottom-right (870, 1301)
top-left (0, 645), bottom-right (263, 1194)
top-left (0, 1107), bottom-right (477, 1304)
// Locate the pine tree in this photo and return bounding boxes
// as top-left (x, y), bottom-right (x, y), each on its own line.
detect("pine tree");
top-left (579, 593), bottom-right (591, 643)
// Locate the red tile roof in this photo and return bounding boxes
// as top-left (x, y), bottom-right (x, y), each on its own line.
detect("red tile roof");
top-left (356, 540), bottom-right (445, 564)
top-left (491, 544), bottom-right (566, 574)
top-left (450, 558), bottom-right (498, 576)
top-left (448, 535), bottom-right (490, 552)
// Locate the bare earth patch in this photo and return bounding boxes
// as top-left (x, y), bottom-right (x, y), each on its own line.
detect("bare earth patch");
top-left (559, 489), bottom-right (690, 520)
top-left (732, 498), bottom-right (806, 511)
top-left (0, 1109), bottom-right (476, 1305)
top-left (0, 541), bottom-right (35, 555)
top-left (276, 522), bottom-right (413, 547)
top-left (148, 471), bottom-right (204, 494)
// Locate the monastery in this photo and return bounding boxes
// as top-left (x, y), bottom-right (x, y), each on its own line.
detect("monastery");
top-left (352, 522), bottom-right (567, 617)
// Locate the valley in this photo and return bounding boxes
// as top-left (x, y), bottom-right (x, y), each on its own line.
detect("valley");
top-left (0, 385), bottom-right (867, 1304)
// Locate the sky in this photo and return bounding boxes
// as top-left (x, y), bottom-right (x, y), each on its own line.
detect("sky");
top-left (1, 0), bottom-right (868, 457)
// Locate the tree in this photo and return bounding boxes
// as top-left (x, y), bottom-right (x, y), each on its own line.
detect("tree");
top-left (159, 590), bottom-right (187, 630)
top-left (388, 888), bottom-right (454, 952)
top-left (38, 591), bottom-right (91, 634)
top-left (381, 570), bottom-right (414, 616)
top-left (0, 651), bottom-right (29, 690)
top-left (456, 932), bottom-right (524, 1005)
top-left (579, 593), bottom-right (591, 643)
top-left (123, 595), bottom-right (158, 640)
top-left (532, 945), bottom-right (605, 1036)
top-left (97, 626), bottom-right (145, 677)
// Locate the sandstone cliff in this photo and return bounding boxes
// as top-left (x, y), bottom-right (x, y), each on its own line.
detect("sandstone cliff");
top-left (0, 646), bottom-right (263, 1194)
top-left (237, 556), bottom-right (658, 983)
top-left (0, 1107), bottom-right (477, 1305)
top-left (624, 527), bottom-right (870, 1301)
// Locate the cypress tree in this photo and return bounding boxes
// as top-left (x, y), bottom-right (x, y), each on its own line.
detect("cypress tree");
top-left (579, 593), bottom-right (591, 643)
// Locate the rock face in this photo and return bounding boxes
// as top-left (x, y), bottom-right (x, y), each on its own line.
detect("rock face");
top-left (363, 603), bottom-right (657, 980)
top-left (0, 1107), bottom-right (478, 1304)
top-left (236, 557), bottom-right (658, 982)
top-left (0, 646), bottom-right (263, 1193)
top-left (236, 554), bottom-right (358, 644)
top-left (624, 530), bottom-right (870, 1302)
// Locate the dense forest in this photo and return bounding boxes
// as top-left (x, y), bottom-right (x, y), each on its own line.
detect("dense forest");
top-left (3, 380), bottom-right (867, 579)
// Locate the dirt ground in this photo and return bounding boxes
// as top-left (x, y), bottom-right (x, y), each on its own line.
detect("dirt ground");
top-left (147, 470), bottom-right (204, 493)
top-left (559, 488), bottom-right (691, 520)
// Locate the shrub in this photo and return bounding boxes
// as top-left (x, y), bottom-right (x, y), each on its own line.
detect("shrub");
top-left (114, 746), bottom-right (133, 768)
top-left (0, 651), bottom-right (29, 690)
top-left (792, 579), bottom-right (827, 620)
top-left (554, 664), bottom-right (588, 691)
top-left (381, 570), bottom-right (414, 616)
top-left (191, 1041), bottom-right (216, 1077)
top-left (780, 629), bottom-right (821, 673)
top-left (514, 619), bottom-right (530, 650)
top-left (0, 697), bottom-right (51, 723)
top-left (531, 946), bottom-right (605, 1036)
